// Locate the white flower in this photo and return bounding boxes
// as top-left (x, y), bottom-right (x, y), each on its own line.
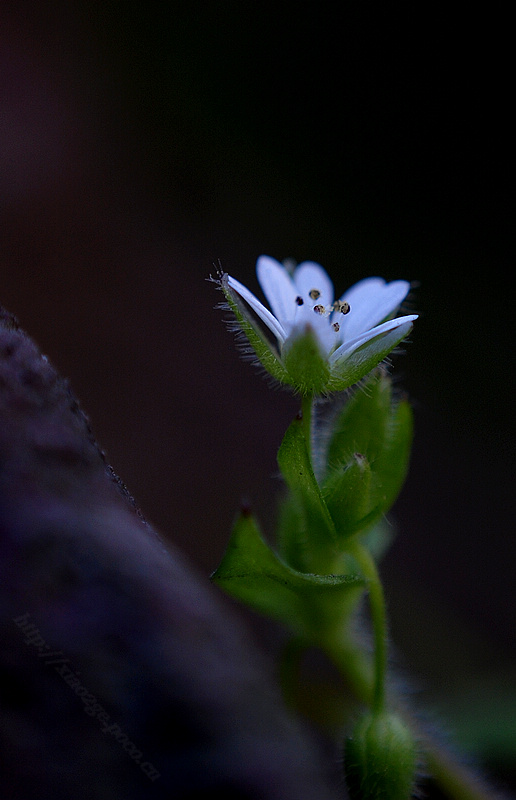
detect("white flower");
top-left (219, 255), bottom-right (418, 394)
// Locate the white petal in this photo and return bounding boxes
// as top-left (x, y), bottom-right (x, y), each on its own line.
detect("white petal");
top-left (293, 261), bottom-right (334, 307)
top-left (227, 275), bottom-right (287, 344)
top-left (329, 314), bottom-right (418, 366)
top-left (315, 315), bottom-right (341, 354)
top-left (256, 256), bottom-right (298, 330)
top-left (339, 278), bottom-right (411, 341)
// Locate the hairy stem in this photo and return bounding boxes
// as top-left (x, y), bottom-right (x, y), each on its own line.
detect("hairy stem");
top-left (347, 540), bottom-right (387, 713)
top-left (298, 392), bottom-right (501, 798)
top-left (301, 392), bottom-right (314, 462)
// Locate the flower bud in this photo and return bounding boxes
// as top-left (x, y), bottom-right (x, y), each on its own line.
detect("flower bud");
top-left (323, 453), bottom-right (373, 538)
top-left (344, 711), bottom-right (417, 800)
top-left (322, 371), bottom-right (414, 538)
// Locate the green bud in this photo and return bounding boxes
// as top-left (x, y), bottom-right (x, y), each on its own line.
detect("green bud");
top-left (326, 370), bottom-right (394, 468)
top-left (323, 371), bottom-right (413, 533)
top-left (323, 453), bottom-right (375, 538)
top-left (344, 712), bottom-right (417, 800)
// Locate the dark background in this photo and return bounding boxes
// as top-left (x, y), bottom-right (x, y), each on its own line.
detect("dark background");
top-left (2, 0), bottom-right (514, 788)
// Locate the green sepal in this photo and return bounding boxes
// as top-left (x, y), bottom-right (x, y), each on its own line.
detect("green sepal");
top-left (277, 413), bottom-right (338, 572)
top-left (282, 328), bottom-right (330, 395)
top-left (221, 277), bottom-right (291, 385)
top-left (327, 322), bottom-right (414, 393)
top-left (212, 510), bottom-right (364, 638)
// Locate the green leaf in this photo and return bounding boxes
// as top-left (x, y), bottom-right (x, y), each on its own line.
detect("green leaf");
top-left (212, 511), bottom-right (364, 638)
top-left (277, 413), bottom-right (338, 572)
top-left (276, 491), bottom-right (313, 574)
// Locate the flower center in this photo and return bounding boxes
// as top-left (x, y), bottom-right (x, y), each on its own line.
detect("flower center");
top-left (292, 287), bottom-right (350, 341)
top-left (295, 290), bottom-right (350, 318)
top-left (333, 300), bottom-right (350, 314)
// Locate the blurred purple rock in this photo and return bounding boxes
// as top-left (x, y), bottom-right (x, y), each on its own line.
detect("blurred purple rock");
top-left (0, 308), bottom-right (340, 800)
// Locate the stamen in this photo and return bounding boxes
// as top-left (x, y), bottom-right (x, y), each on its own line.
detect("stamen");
top-left (309, 289), bottom-right (321, 300)
top-left (332, 322), bottom-right (340, 332)
top-left (295, 296), bottom-right (304, 306)
top-left (313, 304), bottom-right (325, 315)
top-left (333, 300), bottom-right (351, 314)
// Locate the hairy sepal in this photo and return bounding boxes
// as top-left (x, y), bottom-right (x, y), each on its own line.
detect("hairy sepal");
top-left (220, 274), bottom-right (291, 385)
top-left (282, 327), bottom-right (330, 395)
top-left (327, 321), bottom-right (414, 393)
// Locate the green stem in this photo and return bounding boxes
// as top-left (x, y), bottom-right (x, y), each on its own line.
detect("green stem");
top-left (347, 540), bottom-right (387, 714)
top-left (301, 392), bottom-right (314, 462)
top-left (298, 393), bottom-right (497, 797)
top-left (322, 633), bottom-right (375, 707)
top-left (300, 389), bottom-right (388, 709)
top-left (321, 575), bottom-right (500, 800)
